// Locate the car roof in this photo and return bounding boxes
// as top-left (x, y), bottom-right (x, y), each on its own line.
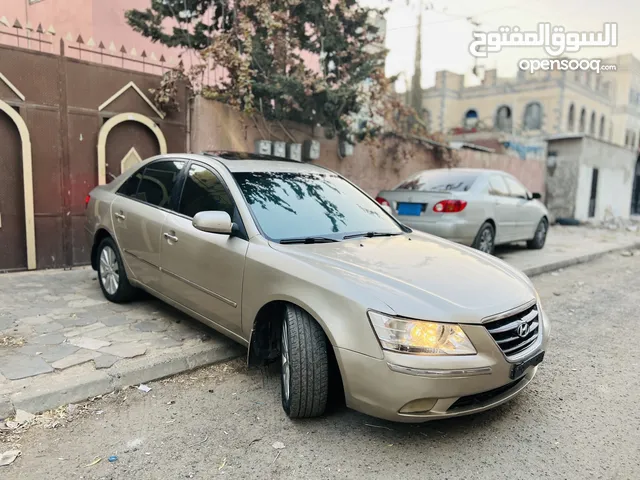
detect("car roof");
top-left (411, 168), bottom-right (505, 176)
top-left (190, 151), bottom-right (333, 174)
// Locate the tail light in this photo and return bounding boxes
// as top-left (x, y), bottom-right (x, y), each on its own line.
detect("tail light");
top-left (433, 199), bottom-right (467, 213)
top-left (85, 194), bottom-right (91, 209)
top-left (375, 196), bottom-right (390, 207)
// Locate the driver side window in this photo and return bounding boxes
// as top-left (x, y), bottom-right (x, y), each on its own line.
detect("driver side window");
top-left (178, 164), bottom-right (235, 219)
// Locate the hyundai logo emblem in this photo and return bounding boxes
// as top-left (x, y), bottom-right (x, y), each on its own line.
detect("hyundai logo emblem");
top-left (516, 323), bottom-right (529, 338)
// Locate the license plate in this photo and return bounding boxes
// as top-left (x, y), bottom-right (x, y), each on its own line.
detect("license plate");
top-left (397, 203), bottom-right (423, 216)
top-left (510, 351), bottom-right (545, 379)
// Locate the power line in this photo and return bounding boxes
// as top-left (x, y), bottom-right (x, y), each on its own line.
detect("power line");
top-left (386, 4), bottom-right (519, 32)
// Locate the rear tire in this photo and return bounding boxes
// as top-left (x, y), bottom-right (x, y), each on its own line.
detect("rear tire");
top-left (527, 218), bottom-right (548, 250)
top-left (280, 304), bottom-right (329, 419)
top-left (472, 222), bottom-right (495, 254)
top-left (96, 237), bottom-right (136, 303)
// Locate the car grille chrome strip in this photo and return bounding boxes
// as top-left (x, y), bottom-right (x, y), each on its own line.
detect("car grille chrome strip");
top-left (484, 302), bottom-right (541, 359)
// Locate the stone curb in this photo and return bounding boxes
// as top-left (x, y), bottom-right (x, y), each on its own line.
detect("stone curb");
top-left (521, 241), bottom-right (640, 277)
top-left (1, 341), bottom-right (244, 419)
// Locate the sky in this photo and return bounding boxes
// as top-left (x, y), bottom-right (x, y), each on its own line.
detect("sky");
top-left (362, 0), bottom-right (639, 90)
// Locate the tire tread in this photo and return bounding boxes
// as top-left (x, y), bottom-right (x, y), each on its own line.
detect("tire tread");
top-left (283, 305), bottom-right (329, 418)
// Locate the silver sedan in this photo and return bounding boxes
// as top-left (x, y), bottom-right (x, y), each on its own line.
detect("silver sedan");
top-left (376, 168), bottom-right (549, 254)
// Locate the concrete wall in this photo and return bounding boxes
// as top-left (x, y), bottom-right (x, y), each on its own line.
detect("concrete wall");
top-left (456, 149), bottom-right (545, 196)
top-left (575, 136), bottom-right (636, 220)
top-left (545, 138), bottom-right (582, 219)
top-left (546, 136), bottom-right (636, 221)
top-left (191, 96), bottom-right (440, 196)
top-left (191, 96), bottom-right (545, 197)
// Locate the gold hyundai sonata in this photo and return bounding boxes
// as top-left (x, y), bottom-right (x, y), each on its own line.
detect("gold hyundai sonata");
top-left (85, 152), bottom-right (550, 422)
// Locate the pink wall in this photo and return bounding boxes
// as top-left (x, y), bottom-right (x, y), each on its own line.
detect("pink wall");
top-left (3, 0), bottom-right (194, 71)
top-left (2, 0), bottom-right (319, 75)
top-left (190, 97), bottom-right (546, 197)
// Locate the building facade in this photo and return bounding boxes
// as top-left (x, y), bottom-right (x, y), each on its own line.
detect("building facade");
top-left (417, 55), bottom-right (640, 220)
top-left (421, 54), bottom-right (640, 153)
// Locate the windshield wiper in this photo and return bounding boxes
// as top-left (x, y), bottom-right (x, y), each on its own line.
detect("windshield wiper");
top-left (342, 231), bottom-right (402, 240)
top-left (279, 236), bottom-right (340, 244)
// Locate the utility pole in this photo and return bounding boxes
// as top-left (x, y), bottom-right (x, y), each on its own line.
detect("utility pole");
top-left (409, 0), bottom-right (424, 114)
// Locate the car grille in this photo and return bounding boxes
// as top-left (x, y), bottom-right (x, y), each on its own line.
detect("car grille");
top-left (448, 378), bottom-right (524, 411)
top-left (485, 303), bottom-right (540, 358)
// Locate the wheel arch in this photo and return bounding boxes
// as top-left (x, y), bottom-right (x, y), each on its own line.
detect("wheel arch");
top-left (482, 218), bottom-right (497, 239)
top-left (247, 299), bottom-right (344, 388)
top-left (91, 228), bottom-right (113, 270)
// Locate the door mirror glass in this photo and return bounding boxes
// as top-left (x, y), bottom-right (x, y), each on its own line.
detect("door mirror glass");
top-left (192, 211), bottom-right (233, 234)
top-left (531, 192), bottom-right (542, 200)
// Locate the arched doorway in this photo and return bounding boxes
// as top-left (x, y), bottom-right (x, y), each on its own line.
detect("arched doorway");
top-left (0, 109), bottom-right (27, 270)
top-left (0, 100), bottom-right (35, 271)
top-left (97, 112), bottom-right (168, 185)
top-left (631, 157), bottom-right (640, 215)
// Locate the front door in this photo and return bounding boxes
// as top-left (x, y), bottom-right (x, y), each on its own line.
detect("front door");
top-left (111, 159), bottom-right (185, 290)
top-left (588, 168), bottom-right (599, 218)
top-left (631, 159), bottom-right (640, 215)
top-left (160, 163), bottom-right (248, 337)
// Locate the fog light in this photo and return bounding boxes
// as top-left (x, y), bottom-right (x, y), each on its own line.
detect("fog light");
top-left (399, 398), bottom-right (437, 414)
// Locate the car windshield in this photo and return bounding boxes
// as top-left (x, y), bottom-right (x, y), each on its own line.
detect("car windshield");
top-left (395, 170), bottom-right (479, 192)
top-left (233, 171), bottom-right (403, 241)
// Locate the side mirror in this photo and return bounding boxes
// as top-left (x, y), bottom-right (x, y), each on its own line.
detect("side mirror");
top-left (531, 192), bottom-right (542, 200)
top-left (192, 211), bottom-right (234, 235)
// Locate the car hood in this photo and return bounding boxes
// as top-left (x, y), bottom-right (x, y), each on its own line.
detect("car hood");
top-left (270, 232), bottom-right (536, 324)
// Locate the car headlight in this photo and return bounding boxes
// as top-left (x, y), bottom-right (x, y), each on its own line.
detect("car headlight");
top-left (368, 311), bottom-right (476, 355)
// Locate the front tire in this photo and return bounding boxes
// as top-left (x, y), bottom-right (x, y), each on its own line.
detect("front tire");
top-left (472, 222), bottom-right (495, 254)
top-left (96, 237), bottom-right (136, 303)
top-left (527, 218), bottom-right (548, 249)
top-left (280, 304), bottom-right (329, 419)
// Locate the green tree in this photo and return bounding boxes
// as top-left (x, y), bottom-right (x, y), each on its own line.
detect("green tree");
top-left (126, 0), bottom-right (415, 142)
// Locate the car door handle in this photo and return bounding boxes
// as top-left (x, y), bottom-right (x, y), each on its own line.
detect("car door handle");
top-left (114, 212), bottom-right (126, 221)
top-left (163, 232), bottom-right (179, 243)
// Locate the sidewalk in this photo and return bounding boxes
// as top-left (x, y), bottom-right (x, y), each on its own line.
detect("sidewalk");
top-left (1, 225), bottom-right (639, 419)
top-left (496, 225), bottom-right (640, 275)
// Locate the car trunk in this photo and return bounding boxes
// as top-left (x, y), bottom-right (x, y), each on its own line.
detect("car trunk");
top-left (376, 189), bottom-right (465, 219)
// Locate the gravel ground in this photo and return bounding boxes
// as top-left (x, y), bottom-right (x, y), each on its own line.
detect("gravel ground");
top-left (2, 251), bottom-right (640, 480)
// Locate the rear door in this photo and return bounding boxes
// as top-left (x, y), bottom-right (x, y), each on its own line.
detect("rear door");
top-left (487, 175), bottom-right (516, 242)
top-left (159, 162), bottom-right (249, 337)
top-left (503, 175), bottom-right (538, 240)
top-left (111, 160), bottom-right (186, 291)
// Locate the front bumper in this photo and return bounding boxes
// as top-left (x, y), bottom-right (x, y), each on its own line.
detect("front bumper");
top-left (335, 311), bottom-right (549, 423)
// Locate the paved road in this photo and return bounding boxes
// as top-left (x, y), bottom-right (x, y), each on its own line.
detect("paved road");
top-left (3, 252), bottom-right (640, 479)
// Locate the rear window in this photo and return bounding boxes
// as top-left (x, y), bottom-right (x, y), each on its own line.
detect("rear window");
top-left (395, 171), bottom-right (479, 192)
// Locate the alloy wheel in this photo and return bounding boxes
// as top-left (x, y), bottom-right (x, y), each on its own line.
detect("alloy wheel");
top-left (99, 246), bottom-right (120, 295)
top-left (536, 221), bottom-right (548, 244)
top-left (479, 228), bottom-right (494, 253)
